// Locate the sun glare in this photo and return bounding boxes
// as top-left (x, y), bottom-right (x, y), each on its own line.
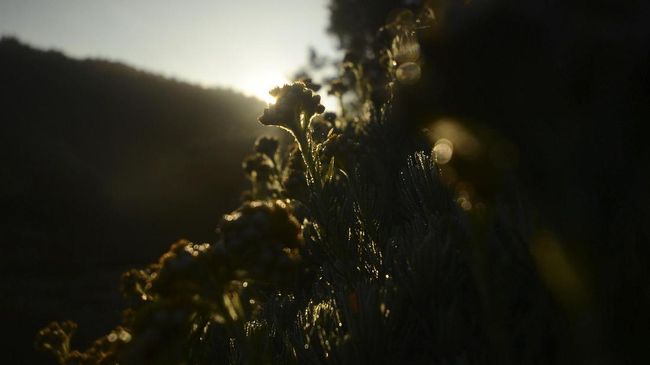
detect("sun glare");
top-left (244, 72), bottom-right (290, 104)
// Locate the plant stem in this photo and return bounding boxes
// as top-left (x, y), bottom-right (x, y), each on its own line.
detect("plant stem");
top-left (295, 125), bottom-right (321, 190)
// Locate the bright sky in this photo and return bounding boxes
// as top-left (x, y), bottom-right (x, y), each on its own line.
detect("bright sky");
top-left (0, 0), bottom-right (340, 103)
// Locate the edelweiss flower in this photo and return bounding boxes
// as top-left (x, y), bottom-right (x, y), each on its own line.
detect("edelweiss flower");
top-left (258, 82), bottom-right (325, 135)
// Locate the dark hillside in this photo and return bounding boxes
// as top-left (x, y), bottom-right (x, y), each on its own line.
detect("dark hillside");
top-left (0, 37), bottom-right (268, 364)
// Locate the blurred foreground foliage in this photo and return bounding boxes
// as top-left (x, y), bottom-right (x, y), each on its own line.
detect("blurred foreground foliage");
top-left (37, 1), bottom-right (649, 364)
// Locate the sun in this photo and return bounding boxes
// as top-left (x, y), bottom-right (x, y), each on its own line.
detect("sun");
top-left (244, 71), bottom-right (290, 104)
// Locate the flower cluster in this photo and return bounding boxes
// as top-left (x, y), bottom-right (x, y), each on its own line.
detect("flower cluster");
top-left (318, 127), bottom-right (359, 171)
top-left (243, 136), bottom-right (283, 200)
top-left (282, 144), bottom-right (309, 201)
top-left (297, 77), bottom-right (322, 92)
top-left (328, 78), bottom-right (348, 97)
top-left (35, 322), bottom-right (132, 365)
top-left (219, 199), bottom-right (304, 287)
top-left (35, 321), bottom-right (77, 363)
top-left (253, 136), bottom-right (279, 160)
top-left (120, 301), bottom-right (196, 365)
top-left (36, 198), bottom-right (306, 364)
top-left (258, 82), bottom-right (325, 135)
top-left (243, 153), bottom-right (275, 180)
top-left (149, 240), bottom-right (225, 300)
top-left (67, 327), bottom-right (132, 365)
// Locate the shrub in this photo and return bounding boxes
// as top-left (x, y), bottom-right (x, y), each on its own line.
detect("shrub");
top-left (37, 3), bottom-right (648, 364)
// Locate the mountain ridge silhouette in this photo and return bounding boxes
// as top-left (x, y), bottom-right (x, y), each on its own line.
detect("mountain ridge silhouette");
top-left (0, 36), bottom-right (271, 364)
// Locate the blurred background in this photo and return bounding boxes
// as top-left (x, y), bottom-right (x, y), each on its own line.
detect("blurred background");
top-left (2, 0), bottom-right (650, 364)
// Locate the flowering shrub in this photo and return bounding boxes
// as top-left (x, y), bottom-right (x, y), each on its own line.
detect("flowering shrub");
top-left (36, 3), bottom-right (632, 365)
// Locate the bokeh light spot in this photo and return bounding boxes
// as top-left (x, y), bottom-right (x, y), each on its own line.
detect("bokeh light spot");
top-left (433, 138), bottom-right (454, 164)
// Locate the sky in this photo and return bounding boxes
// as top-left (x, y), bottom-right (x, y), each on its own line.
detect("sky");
top-left (0, 0), bottom-right (340, 103)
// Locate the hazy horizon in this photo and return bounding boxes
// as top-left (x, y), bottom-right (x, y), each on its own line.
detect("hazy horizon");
top-left (0, 0), bottom-right (340, 103)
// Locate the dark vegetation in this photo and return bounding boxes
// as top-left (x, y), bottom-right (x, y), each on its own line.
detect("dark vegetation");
top-left (327, 2), bottom-right (650, 361)
top-left (4, 0), bottom-right (650, 364)
top-left (330, 0), bottom-right (650, 245)
top-left (0, 37), bottom-right (272, 364)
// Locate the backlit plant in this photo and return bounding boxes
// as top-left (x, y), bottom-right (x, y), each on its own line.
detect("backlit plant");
top-left (36, 4), bottom-right (600, 365)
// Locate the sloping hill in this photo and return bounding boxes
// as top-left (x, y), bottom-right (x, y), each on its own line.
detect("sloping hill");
top-left (0, 37), bottom-right (271, 364)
